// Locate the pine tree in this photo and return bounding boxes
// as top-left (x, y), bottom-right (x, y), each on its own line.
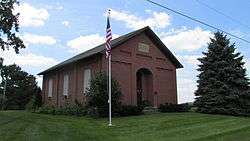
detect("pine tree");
top-left (194, 32), bottom-right (250, 116)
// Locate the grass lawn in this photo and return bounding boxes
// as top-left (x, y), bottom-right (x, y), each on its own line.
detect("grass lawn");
top-left (0, 111), bottom-right (250, 141)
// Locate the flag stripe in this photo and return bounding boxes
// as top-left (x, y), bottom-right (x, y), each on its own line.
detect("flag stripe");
top-left (106, 12), bottom-right (112, 58)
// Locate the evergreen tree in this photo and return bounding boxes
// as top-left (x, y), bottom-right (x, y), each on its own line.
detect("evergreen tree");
top-left (194, 32), bottom-right (250, 116)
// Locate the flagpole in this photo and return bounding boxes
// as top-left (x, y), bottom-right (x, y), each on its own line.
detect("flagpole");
top-left (108, 54), bottom-right (112, 126)
top-left (107, 9), bottom-right (112, 126)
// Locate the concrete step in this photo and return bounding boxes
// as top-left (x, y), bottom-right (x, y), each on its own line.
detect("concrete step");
top-left (143, 106), bottom-right (159, 114)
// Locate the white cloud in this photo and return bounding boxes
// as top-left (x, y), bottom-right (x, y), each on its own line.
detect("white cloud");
top-left (178, 55), bottom-right (201, 66)
top-left (177, 78), bottom-right (197, 103)
top-left (67, 34), bottom-right (104, 53)
top-left (62, 21), bottom-right (70, 27)
top-left (162, 27), bottom-right (212, 52)
top-left (0, 49), bottom-right (58, 88)
top-left (244, 59), bottom-right (250, 76)
top-left (43, 3), bottom-right (63, 11)
top-left (14, 3), bottom-right (49, 27)
top-left (67, 34), bottom-right (119, 53)
top-left (15, 54), bottom-right (58, 67)
top-left (22, 33), bottom-right (56, 46)
top-left (110, 9), bottom-right (171, 30)
top-left (158, 26), bottom-right (188, 36)
top-left (55, 2), bottom-right (64, 10)
top-left (0, 50), bottom-right (56, 88)
top-left (56, 6), bottom-right (64, 10)
top-left (145, 9), bottom-right (152, 14)
top-left (0, 49), bottom-right (58, 68)
top-left (36, 75), bottom-right (43, 87)
top-left (246, 59), bottom-right (250, 69)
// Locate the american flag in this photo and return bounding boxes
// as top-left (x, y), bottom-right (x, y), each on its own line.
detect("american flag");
top-left (106, 10), bottom-right (112, 58)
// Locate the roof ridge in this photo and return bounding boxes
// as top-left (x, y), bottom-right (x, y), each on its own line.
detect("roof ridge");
top-left (38, 26), bottom-right (150, 75)
top-left (38, 26), bottom-right (183, 75)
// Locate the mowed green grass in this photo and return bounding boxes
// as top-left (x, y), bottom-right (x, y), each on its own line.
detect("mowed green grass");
top-left (0, 111), bottom-right (250, 141)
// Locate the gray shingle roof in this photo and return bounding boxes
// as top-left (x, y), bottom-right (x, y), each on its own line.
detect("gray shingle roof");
top-left (38, 26), bottom-right (183, 75)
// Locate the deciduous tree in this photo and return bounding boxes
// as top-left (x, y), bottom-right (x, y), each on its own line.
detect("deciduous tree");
top-left (0, 64), bottom-right (40, 110)
top-left (0, 0), bottom-right (25, 53)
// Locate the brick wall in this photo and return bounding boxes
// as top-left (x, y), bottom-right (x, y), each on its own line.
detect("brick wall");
top-left (102, 32), bottom-right (177, 106)
top-left (41, 32), bottom-right (178, 107)
top-left (42, 55), bottom-right (102, 106)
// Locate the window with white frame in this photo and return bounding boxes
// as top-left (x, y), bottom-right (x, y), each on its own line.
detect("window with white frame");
top-left (83, 69), bottom-right (91, 94)
top-left (63, 74), bottom-right (69, 96)
top-left (48, 79), bottom-right (53, 97)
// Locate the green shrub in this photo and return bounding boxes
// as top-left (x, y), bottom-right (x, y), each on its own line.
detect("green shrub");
top-left (118, 105), bottom-right (143, 116)
top-left (158, 103), bottom-right (190, 113)
top-left (86, 72), bottom-right (122, 117)
top-left (37, 101), bottom-right (86, 116)
top-left (87, 105), bottom-right (144, 117)
top-left (139, 100), bottom-right (152, 108)
top-left (26, 91), bottom-right (42, 112)
top-left (25, 99), bottom-right (35, 112)
top-left (60, 102), bottom-right (86, 116)
top-left (38, 105), bottom-right (56, 114)
top-left (86, 107), bottom-right (99, 118)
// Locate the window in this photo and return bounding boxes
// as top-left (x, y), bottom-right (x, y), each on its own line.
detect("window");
top-left (83, 69), bottom-right (91, 94)
top-left (48, 79), bottom-right (53, 97)
top-left (63, 74), bottom-right (69, 96)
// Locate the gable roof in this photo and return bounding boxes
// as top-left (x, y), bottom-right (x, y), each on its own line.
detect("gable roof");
top-left (38, 26), bottom-right (183, 75)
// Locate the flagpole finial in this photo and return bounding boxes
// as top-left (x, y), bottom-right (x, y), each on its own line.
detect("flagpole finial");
top-left (107, 9), bottom-right (111, 15)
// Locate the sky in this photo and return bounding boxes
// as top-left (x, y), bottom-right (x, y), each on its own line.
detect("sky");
top-left (1, 0), bottom-right (250, 103)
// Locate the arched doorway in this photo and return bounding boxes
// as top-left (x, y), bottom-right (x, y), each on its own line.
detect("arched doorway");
top-left (136, 68), bottom-right (153, 106)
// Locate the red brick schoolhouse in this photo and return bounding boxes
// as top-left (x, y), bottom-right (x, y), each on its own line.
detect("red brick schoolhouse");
top-left (38, 26), bottom-right (183, 107)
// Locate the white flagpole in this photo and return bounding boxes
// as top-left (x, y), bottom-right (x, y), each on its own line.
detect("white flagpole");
top-left (108, 54), bottom-right (112, 126)
top-left (107, 9), bottom-right (112, 126)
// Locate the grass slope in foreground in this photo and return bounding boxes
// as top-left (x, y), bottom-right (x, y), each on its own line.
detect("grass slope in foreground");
top-left (0, 111), bottom-right (250, 141)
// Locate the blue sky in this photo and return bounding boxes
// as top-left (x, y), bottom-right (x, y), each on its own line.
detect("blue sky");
top-left (1, 0), bottom-right (250, 103)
